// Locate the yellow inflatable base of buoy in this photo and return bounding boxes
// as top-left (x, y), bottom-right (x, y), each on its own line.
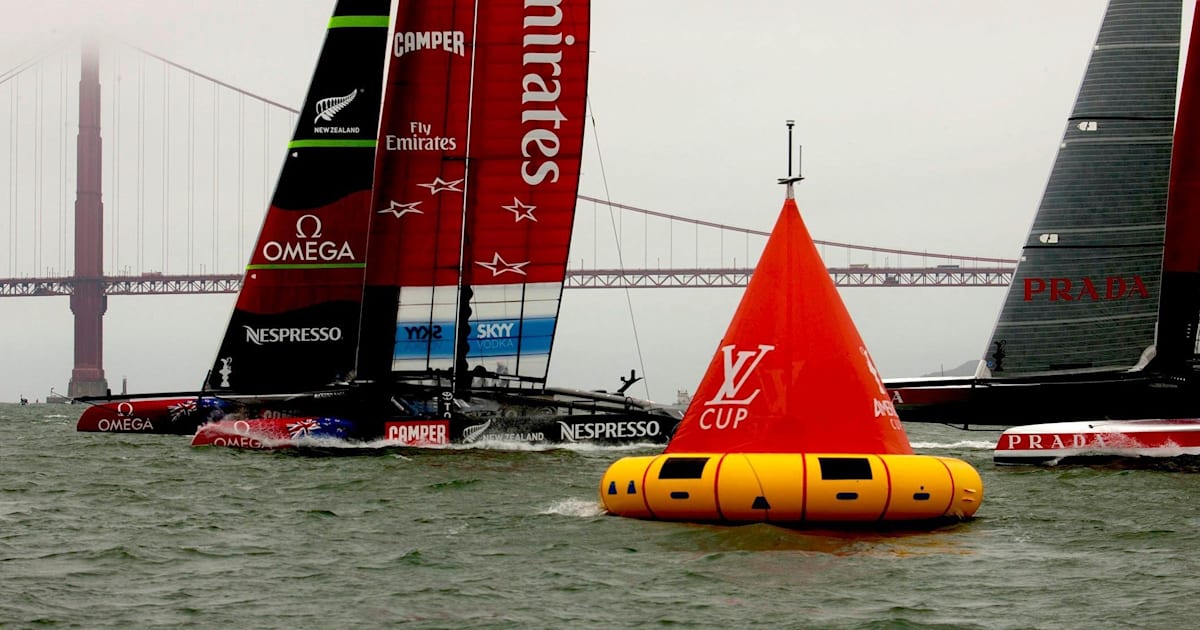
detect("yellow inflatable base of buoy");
top-left (600, 453), bottom-right (982, 524)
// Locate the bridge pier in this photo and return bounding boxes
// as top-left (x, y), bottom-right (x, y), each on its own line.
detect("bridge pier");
top-left (68, 284), bottom-right (108, 397)
top-left (67, 43), bottom-right (108, 398)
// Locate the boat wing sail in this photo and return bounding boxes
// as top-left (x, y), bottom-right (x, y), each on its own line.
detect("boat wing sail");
top-left (979, 0), bottom-right (1180, 378)
top-left (356, 0), bottom-right (591, 391)
top-left (206, 1), bottom-right (391, 393)
top-left (1155, 1), bottom-right (1200, 372)
top-left (356, 1), bottom-right (478, 384)
top-left (665, 197), bottom-right (913, 455)
top-left (459, 0), bottom-right (591, 387)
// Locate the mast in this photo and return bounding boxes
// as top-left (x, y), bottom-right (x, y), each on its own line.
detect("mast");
top-left (776, 119), bottom-right (803, 198)
top-left (452, 0), bottom-right (484, 398)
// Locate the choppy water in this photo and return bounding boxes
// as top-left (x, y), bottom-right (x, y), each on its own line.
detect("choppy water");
top-left (3, 403), bottom-right (1199, 628)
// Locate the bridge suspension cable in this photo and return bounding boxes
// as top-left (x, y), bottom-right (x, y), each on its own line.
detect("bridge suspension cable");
top-left (0, 44), bottom-right (1017, 293)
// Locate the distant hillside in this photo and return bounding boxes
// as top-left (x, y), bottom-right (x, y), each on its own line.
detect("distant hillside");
top-left (921, 360), bottom-right (978, 377)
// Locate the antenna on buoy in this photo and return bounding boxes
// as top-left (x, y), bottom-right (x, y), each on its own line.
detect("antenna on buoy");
top-left (777, 119), bottom-right (803, 199)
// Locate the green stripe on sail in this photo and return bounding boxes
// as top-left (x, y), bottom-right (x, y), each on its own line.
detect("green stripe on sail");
top-left (328, 16), bottom-right (390, 29)
top-left (287, 139), bottom-right (377, 149)
top-left (247, 263), bottom-right (366, 270)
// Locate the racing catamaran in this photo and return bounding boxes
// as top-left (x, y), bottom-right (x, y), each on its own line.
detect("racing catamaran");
top-left (887, 0), bottom-right (1200, 430)
top-left (77, 0), bottom-right (681, 447)
top-left (882, 0), bottom-right (1200, 464)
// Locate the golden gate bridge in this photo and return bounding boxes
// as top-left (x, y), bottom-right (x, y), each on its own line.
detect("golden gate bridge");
top-left (0, 45), bottom-right (1017, 398)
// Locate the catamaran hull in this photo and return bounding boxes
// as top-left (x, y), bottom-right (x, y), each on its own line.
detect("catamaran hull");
top-left (993, 419), bottom-right (1200, 465)
top-left (77, 383), bottom-right (682, 447)
top-left (75, 397), bottom-right (232, 434)
top-left (191, 412), bottom-right (679, 449)
top-left (600, 453), bottom-right (982, 524)
top-left (889, 374), bottom-right (1200, 427)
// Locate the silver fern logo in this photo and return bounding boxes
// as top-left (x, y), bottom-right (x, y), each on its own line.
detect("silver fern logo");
top-left (462, 420), bottom-right (493, 443)
top-left (313, 89), bottom-right (359, 126)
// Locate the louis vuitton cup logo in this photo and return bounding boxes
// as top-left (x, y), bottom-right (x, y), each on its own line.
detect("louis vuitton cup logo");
top-left (699, 344), bottom-right (774, 430)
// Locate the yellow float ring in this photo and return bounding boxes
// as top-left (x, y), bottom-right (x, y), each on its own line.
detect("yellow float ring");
top-left (600, 452), bottom-right (982, 524)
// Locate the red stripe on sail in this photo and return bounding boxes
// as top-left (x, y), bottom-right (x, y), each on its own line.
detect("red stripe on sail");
top-left (665, 198), bottom-right (914, 455)
top-left (236, 190), bottom-right (371, 314)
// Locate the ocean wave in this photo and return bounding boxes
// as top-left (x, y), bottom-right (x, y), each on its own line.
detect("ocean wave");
top-left (538, 497), bottom-right (604, 518)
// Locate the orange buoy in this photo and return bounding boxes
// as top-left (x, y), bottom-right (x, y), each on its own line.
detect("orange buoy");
top-left (599, 178), bottom-right (982, 526)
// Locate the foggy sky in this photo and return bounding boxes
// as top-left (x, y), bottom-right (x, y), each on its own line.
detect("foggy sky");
top-left (0, 0), bottom-right (1190, 404)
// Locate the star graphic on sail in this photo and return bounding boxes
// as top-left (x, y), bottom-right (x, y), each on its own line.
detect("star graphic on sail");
top-left (501, 197), bottom-right (538, 222)
top-left (476, 252), bottom-right (530, 276)
top-left (378, 200), bottom-right (423, 218)
top-left (417, 177), bottom-right (464, 195)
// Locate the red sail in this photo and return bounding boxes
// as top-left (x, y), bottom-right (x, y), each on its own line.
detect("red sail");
top-left (460, 0), bottom-right (590, 380)
top-left (359, 0), bottom-right (590, 383)
top-left (665, 197), bottom-right (913, 455)
top-left (465, 0), bottom-right (588, 288)
top-left (358, 1), bottom-right (478, 379)
top-left (365, 3), bottom-right (475, 291)
top-left (1161, 2), bottom-right (1200, 275)
top-left (1156, 1), bottom-right (1200, 368)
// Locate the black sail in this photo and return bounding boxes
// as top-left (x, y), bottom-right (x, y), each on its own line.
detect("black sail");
top-left (205, 1), bottom-right (391, 393)
top-left (980, 0), bottom-right (1180, 378)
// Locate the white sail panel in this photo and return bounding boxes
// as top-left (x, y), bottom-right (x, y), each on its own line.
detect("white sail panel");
top-left (392, 286), bottom-right (458, 372)
top-left (462, 283), bottom-right (561, 380)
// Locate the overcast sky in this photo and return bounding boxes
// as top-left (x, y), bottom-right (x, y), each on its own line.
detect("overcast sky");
top-left (0, 0), bottom-right (1193, 404)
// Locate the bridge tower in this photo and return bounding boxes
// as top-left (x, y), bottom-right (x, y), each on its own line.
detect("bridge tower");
top-left (67, 43), bottom-right (108, 398)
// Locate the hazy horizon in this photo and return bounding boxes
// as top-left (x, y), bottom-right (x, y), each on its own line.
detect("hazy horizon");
top-left (2, 0), bottom-right (1189, 404)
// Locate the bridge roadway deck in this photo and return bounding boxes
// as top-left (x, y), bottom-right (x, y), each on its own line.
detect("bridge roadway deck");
top-left (0, 267), bottom-right (1014, 297)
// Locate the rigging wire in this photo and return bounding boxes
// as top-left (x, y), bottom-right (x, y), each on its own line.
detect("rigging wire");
top-left (162, 60), bottom-right (169, 273)
top-left (9, 77), bottom-right (17, 275)
top-left (188, 73), bottom-right (194, 273)
top-left (212, 82), bottom-right (218, 274)
top-left (584, 96), bottom-right (651, 400)
top-left (60, 55), bottom-right (67, 275)
top-left (138, 55), bottom-right (145, 274)
top-left (35, 64), bottom-right (42, 276)
top-left (238, 94), bottom-right (244, 266)
top-left (111, 53), bottom-right (121, 275)
top-left (263, 102), bottom-right (268, 235)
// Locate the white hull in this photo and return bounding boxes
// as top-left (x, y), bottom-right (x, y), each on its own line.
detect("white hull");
top-left (994, 419), bottom-right (1200, 465)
